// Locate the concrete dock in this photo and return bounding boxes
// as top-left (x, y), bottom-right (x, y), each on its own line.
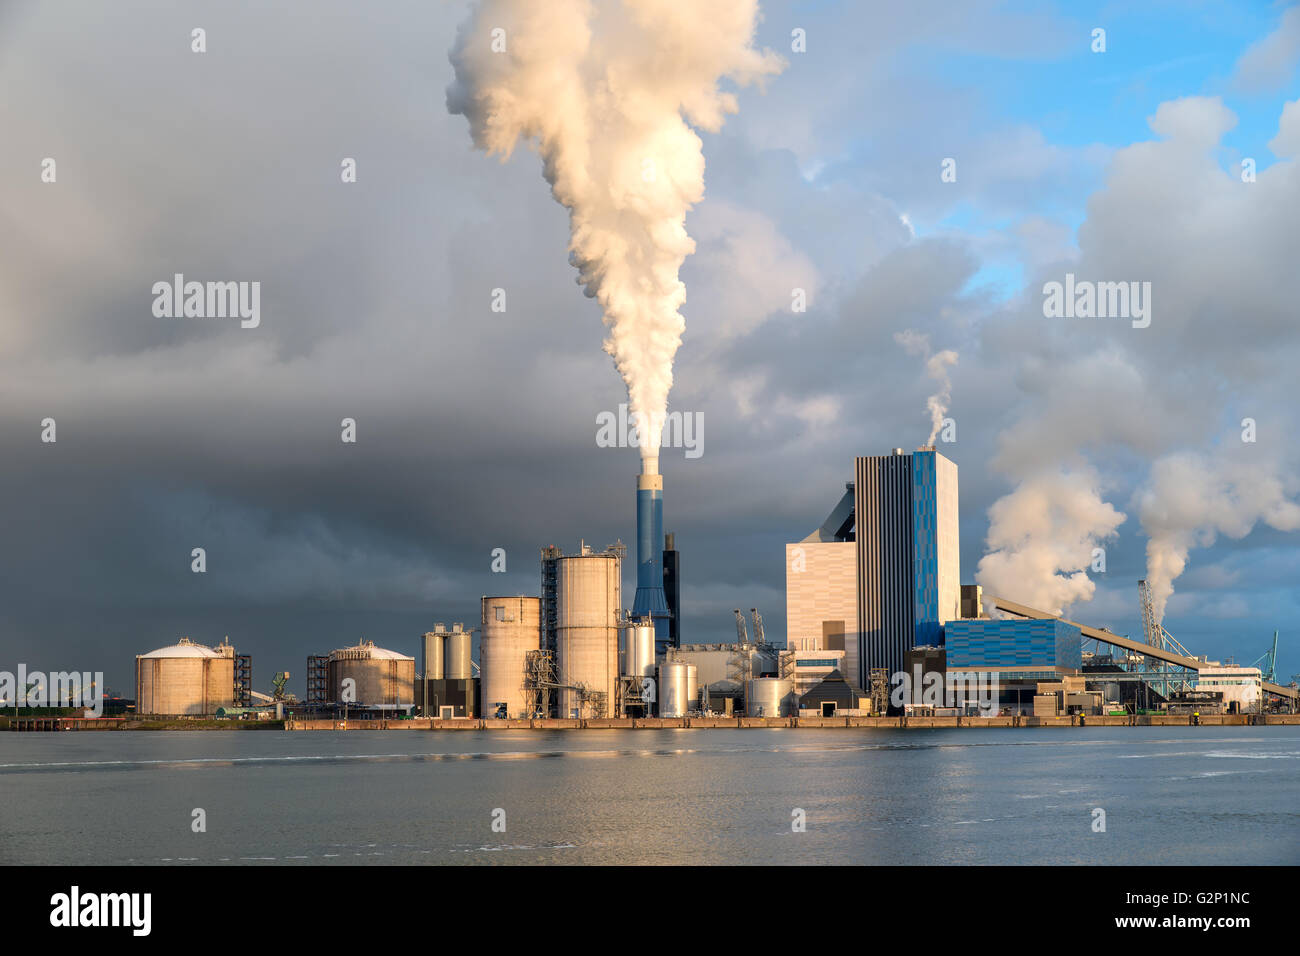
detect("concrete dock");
top-left (283, 713), bottom-right (1300, 731)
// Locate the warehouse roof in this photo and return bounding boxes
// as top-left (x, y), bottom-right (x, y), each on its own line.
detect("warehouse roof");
top-left (799, 670), bottom-right (867, 707)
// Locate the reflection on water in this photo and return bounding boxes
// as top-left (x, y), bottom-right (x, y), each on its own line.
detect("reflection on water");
top-left (1, 727), bottom-right (1296, 865)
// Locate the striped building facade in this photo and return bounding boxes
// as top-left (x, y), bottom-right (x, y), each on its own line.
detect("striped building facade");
top-left (854, 448), bottom-right (960, 685)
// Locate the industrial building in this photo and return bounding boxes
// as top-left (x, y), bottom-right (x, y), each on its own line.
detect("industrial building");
top-left (1192, 665), bottom-right (1263, 714)
top-left (856, 447), bottom-right (961, 682)
top-left (780, 446), bottom-right (1297, 718)
top-left (418, 623), bottom-right (477, 717)
top-left (134, 637), bottom-right (238, 716)
top-left (945, 618), bottom-right (1083, 674)
top-left (796, 670), bottom-right (871, 717)
top-left (787, 447), bottom-right (960, 692)
top-left (786, 486), bottom-right (859, 689)
top-left (135, 439), bottom-right (1286, 728)
top-left (780, 640), bottom-right (848, 699)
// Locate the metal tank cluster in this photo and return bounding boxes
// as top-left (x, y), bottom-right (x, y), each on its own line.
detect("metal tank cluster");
top-left (478, 540), bottom-right (695, 720)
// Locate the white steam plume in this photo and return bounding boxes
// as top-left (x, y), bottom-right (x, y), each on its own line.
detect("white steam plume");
top-left (1136, 452), bottom-right (1300, 623)
top-left (447, 0), bottom-right (783, 461)
top-left (976, 466), bottom-right (1125, 616)
top-left (894, 330), bottom-right (958, 446)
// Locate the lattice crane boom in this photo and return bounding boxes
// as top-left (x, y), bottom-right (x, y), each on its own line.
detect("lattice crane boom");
top-left (733, 609), bottom-right (748, 645)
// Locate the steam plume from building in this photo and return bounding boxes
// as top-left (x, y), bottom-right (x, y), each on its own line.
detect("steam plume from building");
top-left (447, 0), bottom-right (783, 463)
top-left (894, 330), bottom-right (958, 447)
top-left (1136, 451), bottom-right (1300, 622)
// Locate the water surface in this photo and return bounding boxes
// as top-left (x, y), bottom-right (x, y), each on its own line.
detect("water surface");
top-left (2, 727), bottom-right (1296, 865)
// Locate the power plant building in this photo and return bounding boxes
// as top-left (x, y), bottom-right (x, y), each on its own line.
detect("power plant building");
top-left (786, 484), bottom-right (859, 688)
top-left (945, 619), bottom-right (1083, 674)
top-left (786, 448), bottom-right (960, 689)
top-left (855, 447), bottom-right (960, 683)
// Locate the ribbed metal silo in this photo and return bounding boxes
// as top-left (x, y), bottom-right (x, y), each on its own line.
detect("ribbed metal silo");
top-left (556, 547), bottom-right (621, 718)
top-left (134, 637), bottom-right (236, 716)
top-left (327, 641), bottom-right (415, 708)
top-left (623, 621), bottom-right (656, 680)
top-left (746, 677), bottom-right (795, 717)
top-left (480, 596), bottom-right (540, 718)
top-left (443, 623), bottom-right (472, 681)
top-left (657, 660), bottom-right (698, 717)
top-left (422, 629), bottom-right (444, 681)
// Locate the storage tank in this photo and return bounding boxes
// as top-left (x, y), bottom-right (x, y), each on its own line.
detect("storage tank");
top-left (443, 622), bottom-right (472, 681)
top-left (623, 620), bottom-right (656, 680)
top-left (327, 641), bottom-right (414, 708)
top-left (746, 677), bottom-right (795, 717)
top-left (480, 596), bottom-right (540, 718)
top-left (555, 549), bottom-right (620, 718)
top-left (135, 637), bottom-right (236, 716)
top-left (658, 660), bottom-right (698, 717)
top-left (422, 629), bottom-right (444, 681)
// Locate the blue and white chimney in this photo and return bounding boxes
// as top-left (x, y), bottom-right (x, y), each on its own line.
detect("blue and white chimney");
top-left (631, 455), bottom-right (671, 650)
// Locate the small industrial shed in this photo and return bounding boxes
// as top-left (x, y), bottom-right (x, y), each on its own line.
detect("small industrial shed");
top-left (798, 669), bottom-right (869, 717)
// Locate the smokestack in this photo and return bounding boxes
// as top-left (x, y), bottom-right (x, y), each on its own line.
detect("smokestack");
top-left (632, 463), bottom-right (670, 650)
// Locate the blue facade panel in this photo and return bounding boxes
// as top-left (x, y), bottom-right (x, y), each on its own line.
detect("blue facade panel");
top-left (912, 451), bottom-right (942, 646)
top-left (944, 619), bottom-right (1082, 670)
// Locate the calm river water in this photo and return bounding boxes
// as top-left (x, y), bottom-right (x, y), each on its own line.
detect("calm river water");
top-left (2, 727), bottom-right (1296, 865)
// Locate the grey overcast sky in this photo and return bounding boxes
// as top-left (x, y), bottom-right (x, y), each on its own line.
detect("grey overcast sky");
top-left (2, 0), bottom-right (1298, 695)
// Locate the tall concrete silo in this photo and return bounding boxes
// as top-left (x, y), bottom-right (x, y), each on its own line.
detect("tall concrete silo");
top-left (556, 545), bottom-right (621, 718)
top-left (480, 596), bottom-right (540, 718)
top-left (328, 641), bottom-right (414, 709)
top-left (135, 637), bottom-right (236, 716)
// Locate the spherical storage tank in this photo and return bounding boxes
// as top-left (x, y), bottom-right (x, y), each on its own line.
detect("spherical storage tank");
top-left (556, 551), bottom-right (620, 718)
top-left (746, 677), bottom-right (795, 717)
top-left (135, 637), bottom-right (235, 716)
top-left (481, 596), bottom-right (540, 718)
top-left (328, 641), bottom-right (414, 708)
top-left (658, 660), bottom-right (698, 717)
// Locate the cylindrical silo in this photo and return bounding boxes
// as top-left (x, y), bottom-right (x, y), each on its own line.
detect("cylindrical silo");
top-left (443, 623), bottom-right (472, 681)
top-left (481, 596), bottom-right (540, 718)
top-left (327, 641), bottom-right (415, 708)
top-left (623, 621), bottom-right (656, 680)
top-left (422, 630), bottom-right (444, 681)
top-left (556, 550), bottom-right (620, 718)
top-left (746, 677), bottom-right (794, 717)
top-left (658, 660), bottom-right (698, 717)
top-left (134, 638), bottom-right (236, 716)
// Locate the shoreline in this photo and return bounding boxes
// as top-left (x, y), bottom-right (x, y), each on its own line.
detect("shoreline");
top-left (6, 714), bottom-right (1297, 731)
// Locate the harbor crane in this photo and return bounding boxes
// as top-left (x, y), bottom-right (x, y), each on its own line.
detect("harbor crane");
top-left (733, 609), bottom-right (748, 645)
top-left (1251, 631), bottom-right (1279, 684)
top-left (750, 608), bottom-right (765, 645)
